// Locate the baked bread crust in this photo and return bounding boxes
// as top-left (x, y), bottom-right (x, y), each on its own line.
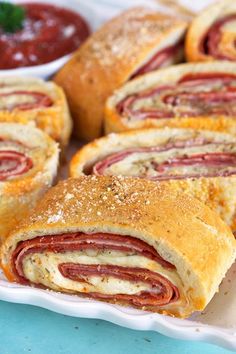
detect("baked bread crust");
top-left (186, 0), bottom-right (236, 62)
top-left (0, 76), bottom-right (72, 149)
top-left (54, 7), bottom-right (187, 141)
top-left (69, 127), bottom-right (236, 230)
top-left (105, 61), bottom-right (236, 134)
top-left (1, 176), bottom-right (235, 318)
top-left (0, 123), bottom-right (59, 242)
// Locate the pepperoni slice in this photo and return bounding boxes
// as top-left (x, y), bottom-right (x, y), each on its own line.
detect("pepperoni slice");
top-left (11, 232), bottom-right (178, 308)
top-left (92, 142), bottom-right (236, 180)
top-left (178, 73), bottom-right (236, 85)
top-left (156, 152), bottom-right (236, 170)
top-left (116, 85), bottom-right (174, 119)
top-left (0, 91), bottom-right (53, 111)
top-left (163, 90), bottom-right (236, 106)
top-left (92, 143), bottom-right (194, 175)
top-left (200, 14), bottom-right (236, 60)
top-left (59, 263), bottom-right (179, 307)
top-left (0, 150), bottom-right (33, 181)
top-left (130, 38), bottom-right (184, 79)
top-left (12, 232), bottom-right (175, 284)
top-left (116, 73), bottom-right (236, 119)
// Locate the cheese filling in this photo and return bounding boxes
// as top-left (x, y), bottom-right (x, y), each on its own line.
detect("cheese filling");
top-left (0, 91), bottom-right (53, 111)
top-left (0, 139), bottom-right (34, 180)
top-left (200, 14), bottom-right (236, 60)
top-left (0, 93), bottom-right (36, 109)
top-left (93, 142), bottom-right (236, 179)
top-left (12, 232), bottom-right (185, 308)
top-left (117, 74), bottom-right (236, 121)
top-left (22, 249), bottom-right (184, 308)
top-left (130, 38), bottom-right (184, 79)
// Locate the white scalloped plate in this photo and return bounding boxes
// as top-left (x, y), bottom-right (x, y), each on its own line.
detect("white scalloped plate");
top-left (0, 262), bottom-right (235, 350)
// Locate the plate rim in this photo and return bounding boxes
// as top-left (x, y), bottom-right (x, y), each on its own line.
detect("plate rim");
top-left (0, 274), bottom-right (235, 351)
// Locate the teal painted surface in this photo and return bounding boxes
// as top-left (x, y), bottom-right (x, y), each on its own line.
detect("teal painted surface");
top-left (0, 300), bottom-right (233, 354)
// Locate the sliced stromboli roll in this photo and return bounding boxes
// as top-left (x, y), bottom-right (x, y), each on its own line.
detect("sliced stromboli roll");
top-left (105, 62), bottom-right (236, 135)
top-left (70, 128), bottom-right (236, 230)
top-left (54, 8), bottom-right (188, 141)
top-left (1, 176), bottom-right (235, 318)
top-left (0, 76), bottom-right (72, 149)
top-left (186, 0), bottom-right (236, 63)
top-left (0, 123), bottom-right (59, 242)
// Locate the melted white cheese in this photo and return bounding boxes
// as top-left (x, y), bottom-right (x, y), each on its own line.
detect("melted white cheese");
top-left (0, 139), bottom-right (39, 180)
top-left (0, 93), bottom-right (36, 110)
top-left (22, 250), bottom-right (183, 297)
top-left (222, 20), bottom-right (236, 34)
top-left (127, 78), bottom-right (236, 122)
top-left (104, 143), bottom-right (236, 177)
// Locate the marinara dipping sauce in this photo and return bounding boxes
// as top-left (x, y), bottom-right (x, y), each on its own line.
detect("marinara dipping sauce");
top-left (0, 2), bottom-right (90, 69)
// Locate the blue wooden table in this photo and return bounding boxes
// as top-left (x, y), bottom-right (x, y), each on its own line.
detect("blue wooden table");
top-left (0, 300), bottom-right (233, 354)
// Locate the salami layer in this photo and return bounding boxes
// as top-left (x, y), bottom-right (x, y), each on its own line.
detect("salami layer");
top-left (0, 76), bottom-right (72, 148)
top-left (0, 150), bottom-right (33, 181)
top-left (186, 0), bottom-right (236, 62)
top-left (130, 38), bottom-right (184, 79)
top-left (12, 232), bottom-right (178, 308)
top-left (116, 73), bottom-right (236, 121)
top-left (0, 123), bottom-right (59, 243)
top-left (92, 140), bottom-right (236, 180)
top-left (59, 264), bottom-right (179, 307)
top-left (0, 91), bottom-right (53, 111)
top-left (200, 14), bottom-right (236, 61)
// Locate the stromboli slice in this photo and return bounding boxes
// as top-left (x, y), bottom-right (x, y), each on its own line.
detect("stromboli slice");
top-left (70, 128), bottom-right (236, 230)
top-left (105, 62), bottom-right (236, 135)
top-left (0, 76), bottom-right (72, 149)
top-left (186, 0), bottom-right (236, 63)
top-left (54, 7), bottom-right (187, 141)
top-left (0, 123), bottom-right (59, 242)
top-left (1, 176), bottom-right (235, 318)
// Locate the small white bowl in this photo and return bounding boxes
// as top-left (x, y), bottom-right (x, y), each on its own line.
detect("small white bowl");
top-left (0, 0), bottom-right (98, 79)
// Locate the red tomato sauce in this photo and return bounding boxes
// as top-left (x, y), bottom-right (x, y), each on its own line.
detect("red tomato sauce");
top-left (0, 2), bottom-right (90, 69)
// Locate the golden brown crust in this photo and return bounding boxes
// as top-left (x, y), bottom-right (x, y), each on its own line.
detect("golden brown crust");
top-left (185, 0), bottom-right (236, 62)
top-left (105, 110), bottom-right (236, 136)
top-left (0, 123), bottom-right (59, 242)
top-left (54, 8), bottom-right (187, 141)
top-left (105, 61), bottom-right (236, 134)
top-left (1, 176), bottom-right (235, 317)
top-left (69, 127), bottom-right (236, 230)
top-left (0, 77), bottom-right (72, 149)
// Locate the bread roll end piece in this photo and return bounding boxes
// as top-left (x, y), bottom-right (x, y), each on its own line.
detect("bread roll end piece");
top-left (54, 8), bottom-right (187, 141)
